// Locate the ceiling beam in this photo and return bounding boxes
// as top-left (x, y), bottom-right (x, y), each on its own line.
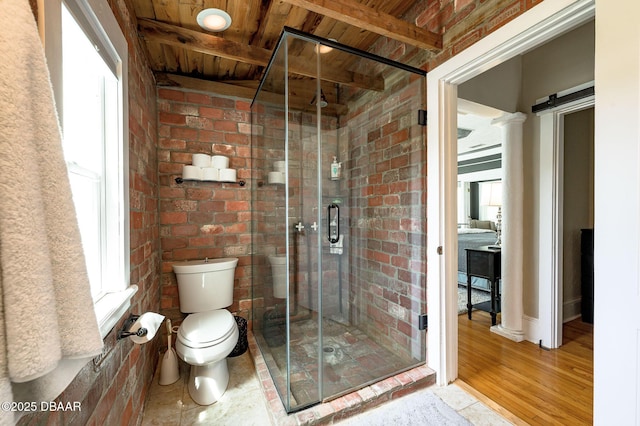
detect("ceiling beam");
top-left (139, 18), bottom-right (271, 65)
top-left (139, 19), bottom-right (384, 91)
top-left (156, 74), bottom-right (258, 99)
top-left (281, 0), bottom-right (442, 51)
top-left (155, 73), bottom-right (348, 115)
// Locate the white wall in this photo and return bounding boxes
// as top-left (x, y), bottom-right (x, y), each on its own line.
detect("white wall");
top-left (458, 56), bottom-right (522, 113)
top-left (593, 1), bottom-right (640, 422)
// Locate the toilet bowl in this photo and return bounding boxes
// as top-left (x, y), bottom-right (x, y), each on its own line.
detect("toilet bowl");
top-left (175, 310), bottom-right (239, 405)
top-left (267, 255), bottom-right (287, 299)
top-left (172, 258), bottom-right (239, 405)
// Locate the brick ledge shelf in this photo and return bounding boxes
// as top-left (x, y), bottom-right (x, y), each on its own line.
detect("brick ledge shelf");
top-left (247, 332), bottom-right (436, 425)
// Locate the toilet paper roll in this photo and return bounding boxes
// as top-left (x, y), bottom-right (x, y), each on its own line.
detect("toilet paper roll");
top-left (129, 312), bottom-right (165, 344)
top-left (274, 160), bottom-right (286, 172)
top-left (268, 171), bottom-right (285, 184)
top-left (211, 155), bottom-right (229, 169)
top-left (202, 167), bottom-right (219, 181)
top-left (192, 153), bottom-right (211, 168)
top-left (182, 165), bottom-right (202, 180)
top-left (219, 168), bottom-right (236, 182)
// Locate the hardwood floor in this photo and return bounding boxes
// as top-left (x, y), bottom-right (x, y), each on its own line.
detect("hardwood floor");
top-left (458, 311), bottom-right (593, 425)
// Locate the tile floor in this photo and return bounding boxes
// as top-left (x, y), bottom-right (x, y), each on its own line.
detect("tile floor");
top-left (141, 338), bottom-right (512, 425)
top-left (141, 351), bottom-right (270, 425)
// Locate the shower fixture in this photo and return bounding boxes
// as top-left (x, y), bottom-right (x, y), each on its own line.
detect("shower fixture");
top-left (310, 89), bottom-right (328, 108)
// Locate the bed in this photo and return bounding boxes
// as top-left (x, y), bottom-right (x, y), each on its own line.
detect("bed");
top-left (458, 224), bottom-right (497, 291)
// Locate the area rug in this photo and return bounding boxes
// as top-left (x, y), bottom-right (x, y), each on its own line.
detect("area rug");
top-left (457, 286), bottom-right (491, 314)
top-left (336, 386), bottom-right (471, 425)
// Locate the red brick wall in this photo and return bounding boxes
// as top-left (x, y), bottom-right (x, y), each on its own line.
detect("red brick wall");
top-left (20, 1), bottom-right (160, 425)
top-left (341, 73), bottom-right (426, 358)
top-left (157, 89), bottom-right (252, 326)
top-left (249, 102), bottom-right (287, 327)
top-left (354, 0), bottom-right (546, 72)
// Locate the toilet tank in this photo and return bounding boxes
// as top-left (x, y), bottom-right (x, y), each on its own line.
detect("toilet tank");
top-left (172, 258), bottom-right (238, 313)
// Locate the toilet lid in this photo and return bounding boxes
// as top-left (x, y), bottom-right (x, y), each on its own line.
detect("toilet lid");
top-left (178, 310), bottom-right (236, 349)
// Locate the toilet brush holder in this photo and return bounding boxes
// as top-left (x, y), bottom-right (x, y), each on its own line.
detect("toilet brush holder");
top-left (159, 319), bottom-right (180, 385)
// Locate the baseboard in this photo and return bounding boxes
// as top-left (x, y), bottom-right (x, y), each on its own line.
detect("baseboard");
top-left (563, 297), bottom-right (582, 322)
top-left (523, 315), bottom-right (540, 344)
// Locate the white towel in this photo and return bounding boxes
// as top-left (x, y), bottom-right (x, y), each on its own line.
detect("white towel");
top-left (0, 1), bottom-right (104, 423)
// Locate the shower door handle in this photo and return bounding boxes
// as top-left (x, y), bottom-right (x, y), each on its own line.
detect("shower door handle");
top-left (327, 204), bottom-right (340, 243)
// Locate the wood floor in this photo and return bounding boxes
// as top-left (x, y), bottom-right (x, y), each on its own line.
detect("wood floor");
top-left (458, 311), bottom-right (593, 425)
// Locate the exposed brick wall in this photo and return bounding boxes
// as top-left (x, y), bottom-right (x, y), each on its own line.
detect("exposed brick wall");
top-left (249, 102), bottom-right (287, 329)
top-left (157, 89), bottom-right (252, 327)
top-left (251, 105), bottom-right (344, 323)
top-left (344, 73), bottom-right (426, 358)
top-left (352, 0), bottom-right (548, 73)
top-left (19, 1), bottom-right (159, 425)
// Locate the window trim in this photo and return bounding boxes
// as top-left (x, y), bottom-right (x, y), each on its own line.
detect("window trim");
top-left (39, 0), bottom-right (134, 338)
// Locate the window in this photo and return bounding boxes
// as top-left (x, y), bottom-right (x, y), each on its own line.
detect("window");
top-left (40, 0), bottom-right (135, 337)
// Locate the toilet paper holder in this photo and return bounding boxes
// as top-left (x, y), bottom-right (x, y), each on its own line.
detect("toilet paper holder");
top-left (117, 314), bottom-right (147, 340)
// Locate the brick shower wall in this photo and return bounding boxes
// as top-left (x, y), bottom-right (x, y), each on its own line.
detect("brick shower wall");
top-left (342, 74), bottom-right (427, 359)
top-left (251, 103), bottom-right (345, 325)
top-left (20, 1), bottom-right (160, 425)
top-left (157, 89), bottom-right (252, 327)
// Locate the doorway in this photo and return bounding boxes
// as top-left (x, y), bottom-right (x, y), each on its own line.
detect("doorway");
top-left (426, 0), bottom-right (595, 385)
top-left (538, 98), bottom-right (594, 348)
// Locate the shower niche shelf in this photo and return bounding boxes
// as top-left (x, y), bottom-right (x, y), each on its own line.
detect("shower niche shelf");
top-left (175, 177), bottom-right (246, 186)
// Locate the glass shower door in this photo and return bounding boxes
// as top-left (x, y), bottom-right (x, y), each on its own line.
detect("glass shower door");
top-left (317, 38), bottom-right (427, 401)
top-left (252, 29), bottom-right (426, 413)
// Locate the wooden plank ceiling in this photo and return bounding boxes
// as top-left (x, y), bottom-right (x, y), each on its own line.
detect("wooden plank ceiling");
top-left (130, 0), bottom-right (441, 111)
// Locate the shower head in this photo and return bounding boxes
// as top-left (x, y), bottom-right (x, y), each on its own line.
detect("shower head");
top-left (310, 89), bottom-right (329, 108)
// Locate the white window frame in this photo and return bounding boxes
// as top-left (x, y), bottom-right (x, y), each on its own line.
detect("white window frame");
top-left (38, 0), bottom-right (135, 338)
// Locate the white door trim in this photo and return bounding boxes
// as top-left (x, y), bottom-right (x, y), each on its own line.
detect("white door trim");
top-left (426, 0), bottom-right (595, 385)
top-left (537, 93), bottom-right (594, 349)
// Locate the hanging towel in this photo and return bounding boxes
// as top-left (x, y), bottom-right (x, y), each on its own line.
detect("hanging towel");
top-left (0, 1), bottom-right (104, 423)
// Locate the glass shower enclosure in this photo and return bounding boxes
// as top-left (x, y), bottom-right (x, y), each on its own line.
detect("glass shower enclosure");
top-left (251, 28), bottom-right (426, 412)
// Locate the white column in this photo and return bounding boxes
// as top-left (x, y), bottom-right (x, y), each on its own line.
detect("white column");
top-left (490, 112), bottom-right (526, 342)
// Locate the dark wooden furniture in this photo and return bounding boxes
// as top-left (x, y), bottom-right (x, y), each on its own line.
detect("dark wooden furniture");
top-left (581, 228), bottom-right (594, 324)
top-left (466, 246), bottom-right (501, 326)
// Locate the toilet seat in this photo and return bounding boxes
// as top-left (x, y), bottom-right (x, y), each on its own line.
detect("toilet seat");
top-left (177, 310), bottom-right (236, 349)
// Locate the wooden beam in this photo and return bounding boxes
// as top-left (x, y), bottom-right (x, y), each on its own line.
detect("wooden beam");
top-left (156, 74), bottom-right (258, 99)
top-left (138, 19), bottom-right (384, 91)
top-left (155, 73), bottom-right (348, 115)
top-left (139, 18), bottom-right (271, 66)
top-left (281, 0), bottom-right (442, 51)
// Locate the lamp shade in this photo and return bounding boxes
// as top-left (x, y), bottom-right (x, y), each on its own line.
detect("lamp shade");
top-left (483, 181), bottom-right (503, 207)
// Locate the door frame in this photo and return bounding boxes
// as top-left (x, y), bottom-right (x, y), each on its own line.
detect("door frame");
top-left (537, 92), bottom-right (594, 349)
top-left (426, 0), bottom-right (596, 385)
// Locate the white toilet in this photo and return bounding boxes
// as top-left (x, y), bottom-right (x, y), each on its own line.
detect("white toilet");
top-left (172, 258), bottom-right (239, 405)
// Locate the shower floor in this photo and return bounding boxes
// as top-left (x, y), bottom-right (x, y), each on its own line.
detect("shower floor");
top-left (255, 314), bottom-right (419, 411)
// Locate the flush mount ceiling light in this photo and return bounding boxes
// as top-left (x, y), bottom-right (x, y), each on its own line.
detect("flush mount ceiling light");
top-left (316, 39), bottom-right (337, 54)
top-left (197, 8), bottom-right (232, 32)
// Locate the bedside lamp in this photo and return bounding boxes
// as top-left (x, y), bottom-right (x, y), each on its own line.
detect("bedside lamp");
top-left (485, 181), bottom-right (503, 248)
